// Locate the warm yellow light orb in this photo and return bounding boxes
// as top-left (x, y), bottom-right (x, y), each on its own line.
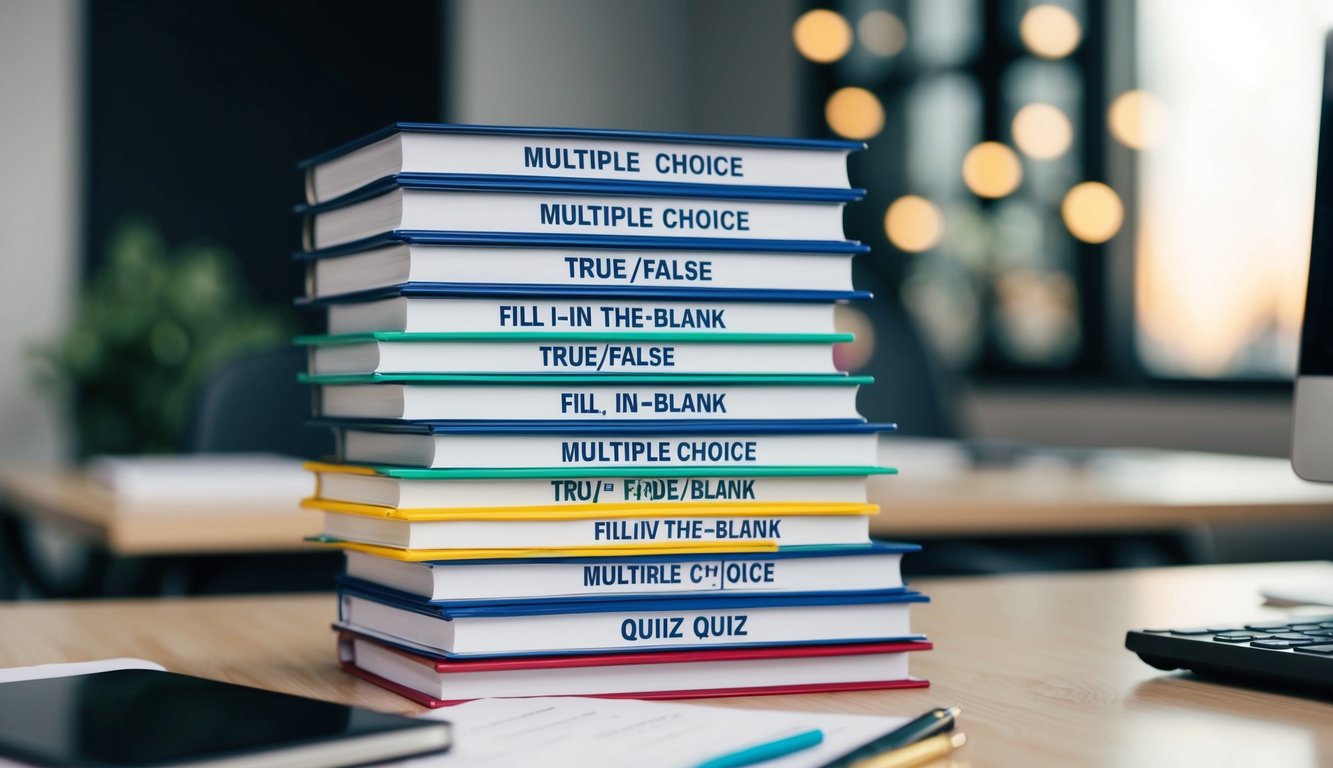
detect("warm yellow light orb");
top-left (962, 142), bottom-right (1023, 198)
top-left (1108, 90), bottom-right (1169, 150)
top-left (884, 195), bottom-right (944, 252)
top-left (1020, 4), bottom-right (1082, 60)
top-left (793, 9), bottom-right (853, 63)
top-left (825, 87), bottom-right (885, 140)
top-left (1062, 182), bottom-right (1123, 243)
top-left (833, 305), bottom-right (877, 372)
top-left (858, 10), bottom-right (907, 57)
top-left (1012, 103), bottom-right (1072, 159)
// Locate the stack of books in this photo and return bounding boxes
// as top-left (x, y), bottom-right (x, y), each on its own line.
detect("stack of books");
top-left (294, 123), bottom-right (930, 706)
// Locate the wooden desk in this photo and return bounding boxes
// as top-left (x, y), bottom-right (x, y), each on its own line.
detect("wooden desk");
top-left (2, 562), bottom-right (1330, 766)
top-left (873, 445), bottom-right (1333, 537)
top-left (0, 468), bottom-right (320, 556)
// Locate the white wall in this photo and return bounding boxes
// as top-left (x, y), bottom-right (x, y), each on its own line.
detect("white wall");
top-left (0, 0), bottom-right (79, 463)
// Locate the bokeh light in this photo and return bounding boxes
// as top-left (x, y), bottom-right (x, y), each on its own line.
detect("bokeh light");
top-left (1108, 89), bottom-right (1169, 150)
top-left (1019, 4), bottom-right (1081, 60)
top-left (825, 87), bottom-right (885, 140)
top-left (858, 10), bottom-right (907, 57)
top-left (1062, 182), bottom-right (1124, 243)
top-left (793, 9), bottom-right (853, 63)
top-left (962, 142), bottom-right (1023, 198)
top-left (884, 195), bottom-right (944, 252)
top-left (1012, 103), bottom-right (1072, 159)
top-left (833, 305), bottom-right (877, 372)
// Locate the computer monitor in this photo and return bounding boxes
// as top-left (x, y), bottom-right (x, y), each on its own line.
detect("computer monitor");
top-left (1293, 33), bottom-right (1333, 481)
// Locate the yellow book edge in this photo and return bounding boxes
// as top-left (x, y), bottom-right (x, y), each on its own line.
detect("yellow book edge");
top-left (309, 538), bottom-right (779, 562)
top-left (301, 497), bottom-right (878, 521)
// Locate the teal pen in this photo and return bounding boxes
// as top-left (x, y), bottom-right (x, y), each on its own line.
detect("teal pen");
top-left (694, 728), bottom-right (825, 768)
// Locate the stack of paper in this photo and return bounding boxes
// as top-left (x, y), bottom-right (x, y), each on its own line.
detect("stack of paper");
top-left (294, 123), bottom-right (930, 705)
top-left (88, 453), bottom-right (308, 508)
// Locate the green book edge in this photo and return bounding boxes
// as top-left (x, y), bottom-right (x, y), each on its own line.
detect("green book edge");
top-left (298, 372), bottom-right (875, 386)
top-left (294, 331), bottom-right (854, 346)
top-left (322, 464), bottom-right (898, 479)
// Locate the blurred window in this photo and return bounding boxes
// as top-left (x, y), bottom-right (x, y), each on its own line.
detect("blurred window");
top-left (1134, 0), bottom-right (1333, 379)
top-left (802, 0), bottom-right (1333, 382)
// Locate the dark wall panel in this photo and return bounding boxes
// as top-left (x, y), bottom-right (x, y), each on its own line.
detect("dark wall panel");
top-left (86, 0), bottom-right (444, 305)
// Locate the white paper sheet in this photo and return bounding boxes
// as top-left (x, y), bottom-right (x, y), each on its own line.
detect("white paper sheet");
top-left (0, 657), bottom-right (164, 684)
top-left (397, 697), bottom-right (909, 768)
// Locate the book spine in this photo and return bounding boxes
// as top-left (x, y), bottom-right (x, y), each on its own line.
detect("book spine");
top-left (319, 384), bottom-right (860, 422)
top-left (309, 248), bottom-right (854, 299)
top-left (313, 191), bottom-right (849, 250)
top-left (317, 473), bottom-right (871, 509)
top-left (315, 340), bottom-right (840, 376)
top-left (341, 432), bottom-right (877, 470)
top-left (311, 134), bottom-right (852, 203)
top-left (340, 595), bottom-right (912, 656)
top-left (329, 299), bottom-right (833, 335)
top-left (414, 555), bottom-right (902, 601)
top-left (329, 513), bottom-right (869, 550)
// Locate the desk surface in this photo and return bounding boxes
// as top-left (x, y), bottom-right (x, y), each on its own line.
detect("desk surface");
top-left (4, 448), bottom-right (1333, 556)
top-left (2, 561), bottom-right (1331, 767)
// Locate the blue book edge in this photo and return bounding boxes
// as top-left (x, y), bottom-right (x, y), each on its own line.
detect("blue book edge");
top-left (315, 419), bottom-right (897, 435)
top-left (297, 174), bottom-right (865, 216)
top-left (294, 231), bottom-right (870, 260)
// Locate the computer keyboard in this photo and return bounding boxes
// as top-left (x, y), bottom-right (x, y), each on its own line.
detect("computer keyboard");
top-left (1126, 618), bottom-right (1333, 693)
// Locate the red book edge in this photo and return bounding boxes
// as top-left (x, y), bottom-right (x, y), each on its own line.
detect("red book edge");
top-left (340, 657), bottom-right (930, 709)
top-left (335, 627), bottom-right (932, 673)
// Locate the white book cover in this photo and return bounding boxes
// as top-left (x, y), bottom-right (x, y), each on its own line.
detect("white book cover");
top-left (325, 297), bottom-right (835, 335)
top-left (311, 470), bottom-right (876, 510)
top-left (337, 430), bottom-right (880, 469)
top-left (307, 130), bottom-right (855, 204)
top-left (321, 510), bottom-right (871, 550)
top-left (308, 188), bottom-right (849, 250)
top-left (337, 592), bottom-right (921, 656)
top-left (342, 546), bottom-right (911, 602)
top-left (307, 339), bottom-right (840, 375)
top-left (308, 244), bottom-right (856, 299)
top-left (315, 381), bottom-right (865, 422)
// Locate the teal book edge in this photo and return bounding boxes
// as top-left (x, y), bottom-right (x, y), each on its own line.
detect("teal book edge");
top-left (294, 331), bottom-right (853, 346)
top-left (298, 372), bottom-right (874, 385)
top-left (319, 464), bottom-right (898, 479)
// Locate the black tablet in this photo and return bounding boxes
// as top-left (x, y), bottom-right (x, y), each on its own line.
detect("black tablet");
top-left (0, 669), bottom-right (450, 767)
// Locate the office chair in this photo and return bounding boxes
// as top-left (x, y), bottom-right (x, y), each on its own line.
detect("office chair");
top-left (170, 346), bottom-right (338, 594)
top-left (849, 296), bottom-right (966, 438)
top-left (183, 346), bottom-right (333, 458)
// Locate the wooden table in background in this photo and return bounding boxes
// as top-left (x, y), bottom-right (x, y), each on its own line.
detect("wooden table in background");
top-left (5, 448), bottom-right (1333, 557)
top-left (2, 562), bottom-right (1331, 767)
top-left (0, 467), bottom-right (319, 556)
top-left (871, 446), bottom-right (1333, 537)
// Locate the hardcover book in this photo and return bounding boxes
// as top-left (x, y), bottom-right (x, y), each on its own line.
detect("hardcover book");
top-left (306, 373), bottom-right (871, 423)
top-left (328, 421), bottom-right (893, 469)
top-left (300, 176), bottom-right (861, 250)
top-left (338, 631), bottom-right (929, 706)
top-left (336, 586), bottom-right (927, 657)
top-left (302, 123), bottom-right (863, 204)
top-left (297, 331), bottom-right (850, 376)
top-left (340, 543), bottom-right (918, 603)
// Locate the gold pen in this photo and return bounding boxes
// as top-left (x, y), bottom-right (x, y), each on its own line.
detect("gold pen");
top-left (850, 732), bottom-right (967, 768)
